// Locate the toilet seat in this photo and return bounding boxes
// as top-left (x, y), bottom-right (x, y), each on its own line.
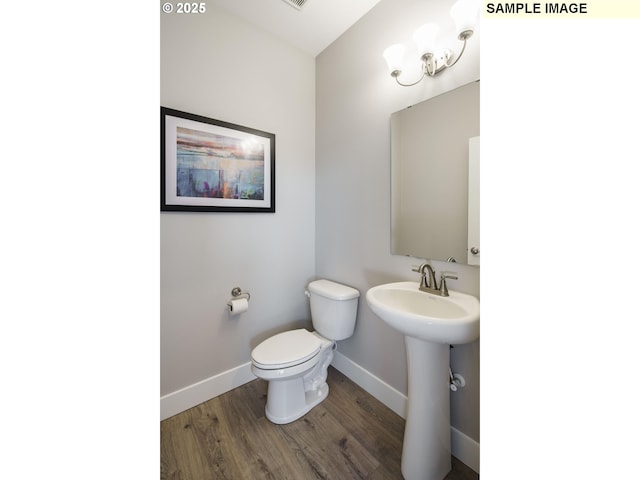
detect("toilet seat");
top-left (251, 329), bottom-right (322, 370)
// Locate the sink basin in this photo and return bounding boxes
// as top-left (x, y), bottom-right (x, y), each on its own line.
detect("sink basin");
top-left (366, 281), bottom-right (479, 344)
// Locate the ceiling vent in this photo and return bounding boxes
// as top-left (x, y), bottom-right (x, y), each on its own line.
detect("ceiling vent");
top-left (281, 0), bottom-right (309, 10)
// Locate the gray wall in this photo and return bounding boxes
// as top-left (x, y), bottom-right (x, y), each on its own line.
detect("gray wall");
top-left (160, 6), bottom-right (316, 396)
top-left (315, 0), bottom-right (480, 440)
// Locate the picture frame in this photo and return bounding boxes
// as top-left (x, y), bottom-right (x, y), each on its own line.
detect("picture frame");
top-left (161, 107), bottom-right (275, 212)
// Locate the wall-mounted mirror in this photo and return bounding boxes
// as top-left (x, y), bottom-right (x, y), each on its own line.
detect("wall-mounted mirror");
top-left (391, 80), bottom-right (480, 265)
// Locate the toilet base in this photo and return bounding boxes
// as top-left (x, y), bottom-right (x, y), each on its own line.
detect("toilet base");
top-left (265, 379), bottom-right (329, 424)
top-left (253, 332), bottom-right (335, 424)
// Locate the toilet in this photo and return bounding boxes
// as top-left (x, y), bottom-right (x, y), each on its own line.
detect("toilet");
top-left (250, 279), bottom-right (359, 424)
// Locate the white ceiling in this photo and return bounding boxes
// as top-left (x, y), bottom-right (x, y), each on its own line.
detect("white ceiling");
top-left (209, 0), bottom-right (384, 57)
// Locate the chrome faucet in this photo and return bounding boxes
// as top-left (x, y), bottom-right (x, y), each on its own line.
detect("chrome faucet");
top-left (412, 263), bottom-right (458, 297)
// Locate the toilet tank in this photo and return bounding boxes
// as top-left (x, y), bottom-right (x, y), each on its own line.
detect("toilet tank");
top-left (307, 279), bottom-right (360, 341)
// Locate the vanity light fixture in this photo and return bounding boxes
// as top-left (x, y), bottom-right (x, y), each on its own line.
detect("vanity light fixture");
top-left (383, 0), bottom-right (479, 87)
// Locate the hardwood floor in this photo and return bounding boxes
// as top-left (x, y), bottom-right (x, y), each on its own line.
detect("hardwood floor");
top-left (161, 366), bottom-right (479, 479)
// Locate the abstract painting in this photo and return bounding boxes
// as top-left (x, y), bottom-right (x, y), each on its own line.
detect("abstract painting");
top-left (161, 108), bottom-right (275, 212)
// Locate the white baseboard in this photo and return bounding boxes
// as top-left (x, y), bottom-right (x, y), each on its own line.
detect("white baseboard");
top-left (331, 350), bottom-right (408, 418)
top-left (451, 426), bottom-right (480, 473)
top-left (331, 351), bottom-right (479, 474)
top-left (160, 362), bottom-right (256, 420)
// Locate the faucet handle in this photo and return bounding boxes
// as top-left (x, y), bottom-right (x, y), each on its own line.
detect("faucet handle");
top-left (439, 272), bottom-right (458, 296)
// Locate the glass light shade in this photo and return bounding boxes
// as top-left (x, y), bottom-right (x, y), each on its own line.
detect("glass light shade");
top-left (450, 0), bottom-right (479, 36)
top-left (383, 44), bottom-right (406, 74)
top-left (412, 23), bottom-right (439, 57)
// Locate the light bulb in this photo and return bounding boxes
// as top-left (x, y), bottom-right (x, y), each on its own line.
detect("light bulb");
top-left (412, 23), bottom-right (439, 58)
top-left (450, 0), bottom-right (479, 39)
top-left (383, 44), bottom-right (405, 76)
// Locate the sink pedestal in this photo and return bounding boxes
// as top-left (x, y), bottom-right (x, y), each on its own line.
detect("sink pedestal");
top-left (365, 282), bottom-right (479, 480)
top-left (402, 337), bottom-right (451, 480)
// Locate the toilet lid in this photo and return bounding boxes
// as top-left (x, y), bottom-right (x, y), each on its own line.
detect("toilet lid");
top-left (251, 329), bottom-right (322, 370)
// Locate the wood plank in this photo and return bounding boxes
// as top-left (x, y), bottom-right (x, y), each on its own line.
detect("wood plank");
top-left (161, 366), bottom-right (478, 480)
top-left (276, 405), bottom-right (381, 479)
top-left (325, 368), bottom-right (405, 471)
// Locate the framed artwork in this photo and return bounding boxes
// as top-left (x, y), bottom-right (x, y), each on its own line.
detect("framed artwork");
top-left (161, 107), bottom-right (275, 212)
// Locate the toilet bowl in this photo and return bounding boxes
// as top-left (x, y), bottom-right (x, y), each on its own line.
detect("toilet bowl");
top-left (250, 279), bottom-right (359, 424)
top-left (251, 329), bottom-right (335, 424)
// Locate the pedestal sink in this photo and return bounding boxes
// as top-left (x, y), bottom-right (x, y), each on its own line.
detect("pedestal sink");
top-left (366, 281), bottom-right (479, 480)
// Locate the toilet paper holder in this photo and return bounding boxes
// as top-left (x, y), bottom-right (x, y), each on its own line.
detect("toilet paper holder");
top-left (227, 287), bottom-right (250, 308)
